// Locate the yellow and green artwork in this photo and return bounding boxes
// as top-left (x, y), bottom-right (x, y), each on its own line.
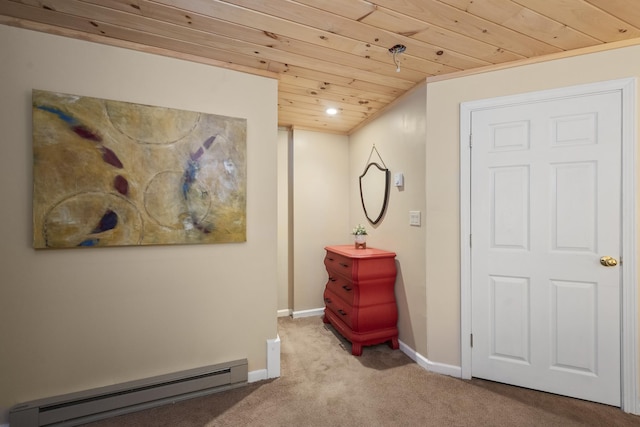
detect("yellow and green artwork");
top-left (32, 89), bottom-right (247, 249)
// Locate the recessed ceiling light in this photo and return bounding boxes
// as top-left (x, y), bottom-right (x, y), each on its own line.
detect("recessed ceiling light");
top-left (326, 107), bottom-right (338, 116)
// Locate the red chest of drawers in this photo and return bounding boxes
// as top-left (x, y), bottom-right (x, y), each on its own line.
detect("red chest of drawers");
top-left (322, 245), bottom-right (399, 356)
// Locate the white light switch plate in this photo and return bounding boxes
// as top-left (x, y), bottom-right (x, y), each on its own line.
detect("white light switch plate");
top-left (409, 211), bottom-right (421, 226)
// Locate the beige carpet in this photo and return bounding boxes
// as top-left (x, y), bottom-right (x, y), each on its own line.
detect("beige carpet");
top-left (88, 316), bottom-right (640, 426)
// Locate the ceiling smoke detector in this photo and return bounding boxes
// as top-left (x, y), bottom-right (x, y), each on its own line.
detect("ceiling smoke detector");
top-left (388, 44), bottom-right (407, 72)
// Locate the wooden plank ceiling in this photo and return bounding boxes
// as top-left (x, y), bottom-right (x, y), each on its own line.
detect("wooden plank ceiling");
top-left (2, 0), bottom-right (640, 134)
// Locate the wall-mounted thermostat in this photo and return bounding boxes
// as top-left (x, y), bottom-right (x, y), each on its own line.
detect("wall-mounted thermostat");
top-left (394, 172), bottom-right (404, 187)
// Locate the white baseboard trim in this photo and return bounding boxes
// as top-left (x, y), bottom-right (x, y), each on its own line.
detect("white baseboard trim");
top-left (250, 335), bottom-right (282, 383)
top-left (277, 309), bottom-right (292, 317)
top-left (399, 340), bottom-right (462, 378)
top-left (247, 369), bottom-right (267, 383)
top-left (292, 308), bottom-right (324, 318)
top-left (267, 335), bottom-right (281, 379)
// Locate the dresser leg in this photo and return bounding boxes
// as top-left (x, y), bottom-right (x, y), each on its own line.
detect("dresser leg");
top-left (322, 315), bottom-right (330, 324)
top-left (351, 343), bottom-right (363, 356)
top-left (389, 337), bottom-right (399, 350)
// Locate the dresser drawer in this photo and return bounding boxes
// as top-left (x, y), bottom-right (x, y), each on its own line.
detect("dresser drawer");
top-left (323, 289), bottom-right (353, 328)
top-left (326, 275), bottom-right (356, 306)
top-left (324, 252), bottom-right (353, 279)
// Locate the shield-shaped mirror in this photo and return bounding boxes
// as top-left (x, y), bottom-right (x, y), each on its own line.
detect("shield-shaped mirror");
top-left (359, 162), bottom-right (390, 225)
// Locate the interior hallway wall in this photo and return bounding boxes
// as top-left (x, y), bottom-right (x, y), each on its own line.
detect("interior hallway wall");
top-left (348, 84), bottom-right (427, 354)
top-left (291, 129), bottom-right (349, 314)
top-left (0, 25), bottom-right (278, 424)
top-left (277, 127), bottom-right (293, 315)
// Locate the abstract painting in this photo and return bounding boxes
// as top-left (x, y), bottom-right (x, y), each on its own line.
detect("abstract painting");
top-left (32, 90), bottom-right (246, 248)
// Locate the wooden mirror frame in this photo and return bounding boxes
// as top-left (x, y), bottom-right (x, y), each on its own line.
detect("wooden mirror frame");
top-left (359, 162), bottom-right (390, 225)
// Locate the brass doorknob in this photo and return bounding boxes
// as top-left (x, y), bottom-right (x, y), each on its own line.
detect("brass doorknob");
top-left (600, 256), bottom-right (618, 267)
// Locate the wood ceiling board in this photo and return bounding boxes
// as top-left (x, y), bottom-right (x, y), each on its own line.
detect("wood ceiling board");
top-left (278, 110), bottom-right (357, 133)
top-left (292, 0), bottom-right (377, 21)
top-left (16, 0), bottom-right (427, 84)
top-left (5, 1), bottom-right (282, 72)
top-left (372, 0), bottom-right (563, 57)
top-left (361, 8), bottom-right (502, 68)
top-left (278, 83), bottom-right (400, 120)
top-left (219, 0), bottom-right (484, 69)
top-left (363, 6), bottom-right (526, 64)
top-left (278, 93), bottom-right (379, 116)
top-left (586, 0), bottom-right (640, 29)
top-left (141, 0), bottom-right (446, 76)
top-left (440, 0), bottom-right (602, 50)
top-left (278, 110), bottom-right (367, 128)
top-left (279, 66), bottom-right (406, 99)
top-left (79, 0), bottom-right (144, 15)
top-left (278, 85), bottom-right (387, 111)
top-left (4, 0), bottom-right (640, 134)
top-left (511, 0), bottom-right (640, 42)
top-left (278, 106), bottom-right (365, 125)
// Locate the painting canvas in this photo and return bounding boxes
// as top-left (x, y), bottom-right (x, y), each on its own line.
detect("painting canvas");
top-left (32, 90), bottom-right (247, 248)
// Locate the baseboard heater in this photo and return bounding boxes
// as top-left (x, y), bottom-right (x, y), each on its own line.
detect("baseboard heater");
top-left (9, 358), bottom-right (248, 427)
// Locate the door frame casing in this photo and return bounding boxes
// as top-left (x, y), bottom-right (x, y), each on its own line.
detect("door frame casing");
top-left (459, 78), bottom-right (638, 413)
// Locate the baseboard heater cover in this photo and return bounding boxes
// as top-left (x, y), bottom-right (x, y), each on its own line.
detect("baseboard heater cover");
top-left (10, 359), bottom-right (248, 427)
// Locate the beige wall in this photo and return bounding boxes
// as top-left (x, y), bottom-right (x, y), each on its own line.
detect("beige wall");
top-left (0, 25), bottom-right (278, 423)
top-left (277, 128), bottom-right (293, 314)
top-left (425, 45), bottom-right (640, 377)
top-left (292, 129), bottom-right (349, 313)
top-left (349, 85), bottom-right (427, 352)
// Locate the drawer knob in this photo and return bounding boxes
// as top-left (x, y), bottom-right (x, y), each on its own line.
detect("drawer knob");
top-left (324, 297), bottom-right (332, 303)
top-left (338, 309), bottom-right (347, 316)
top-left (339, 263), bottom-right (349, 268)
top-left (342, 285), bottom-right (352, 291)
top-left (329, 277), bottom-right (337, 282)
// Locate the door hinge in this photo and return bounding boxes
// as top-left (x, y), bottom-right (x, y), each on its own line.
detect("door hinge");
top-left (469, 233), bottom-right (472, 248)
top-left (469, 133), bottom-right (472, 148)
top-left (470, 333), bottom-right (473, 348)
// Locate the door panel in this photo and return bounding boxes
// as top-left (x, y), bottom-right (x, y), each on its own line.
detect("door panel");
top-left (552, 162), bottom-right (596, 251)
top-left (550, 279), bottom-right (596, 374)
top-left (490, 275), bottom-right (530, 363)
top-left (471, 90), bottom-right (621, 406)
top-left (491, 166), bottom-right (529, 249)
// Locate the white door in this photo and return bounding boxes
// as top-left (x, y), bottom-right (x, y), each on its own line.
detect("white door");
top-left (470, 90), bottom-right (621, 405)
